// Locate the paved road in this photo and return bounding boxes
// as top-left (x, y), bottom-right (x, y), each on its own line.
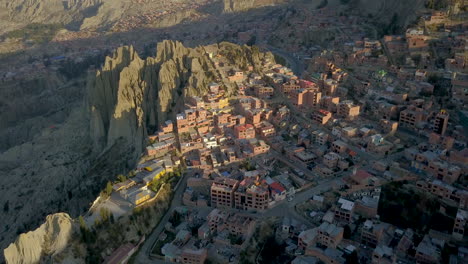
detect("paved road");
top-left (133, 171), bottom-right (190, 264)
top-left (134, 166), bottom-right (343, 263)
top-left (264, 45), bottom-right (306, 77)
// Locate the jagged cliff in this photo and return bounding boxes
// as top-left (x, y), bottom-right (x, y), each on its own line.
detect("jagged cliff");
top-left (88, 40), bottom-right (273, 161)
top-left (88, 40), bottom-right (216, 162)
top-left (4, 213), bottom-right (75, 264)
top-left (2, 40), bottom-right (273, 263)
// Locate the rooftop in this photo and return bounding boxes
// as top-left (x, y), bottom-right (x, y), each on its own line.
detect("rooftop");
top-left (337, 198), bottom-right (355, 211)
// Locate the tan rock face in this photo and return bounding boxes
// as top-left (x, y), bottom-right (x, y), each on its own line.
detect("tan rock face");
top-left (88, 41), bottom-right (274, 163)
top-left (1, 40), bottom-right (273, 262)
top-left (4, 213), bottom-right (74, 264)
top-left (88, 40), bottom-right (222, 162)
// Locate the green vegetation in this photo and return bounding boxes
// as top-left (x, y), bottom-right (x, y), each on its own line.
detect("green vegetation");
top-left (148, 167), bottom-right (183, 192)
top-left (343, 225), bottom-right (352, 239)
top-left (116, 174), bottom-right (127, 183)
top-left (378, 182), bottom-right (456, 233)
top-left (345, 251), bottom-right (359, 264)
top-left (246, 35), bottom-right (257, 46)
top-left (428, 74), bottom-right (450, 97)
top-left (425, 0), bottom-right (448, 10)
top-left (169, 210), bottom-right (182, 227)
top-left (152, 231), bottom-right (176, 255)
top-left (81, 184), bottom-right (173, 262)
top-left (257, 236), bottom-right (293, 264)
top-left (273, 53), bottom-right (287, 67)
top-left (6, 23), bottom-right (62, 44)
top-left (100, 181), bottom-right (113, 199)
top-left (239, 219), bottom-right (291, 264)
top-left (317, 0), bottom-right (329, 9)
top-left (228, 233), bottom-right (243, 245)
top-left (57, 51), bottom-right (111, 79)
top-left (240, 160), bottom-right (256, 171)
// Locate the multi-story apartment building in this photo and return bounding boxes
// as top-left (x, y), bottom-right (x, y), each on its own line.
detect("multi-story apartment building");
top-left (331, 140), bottom-right (347, 154)
top-left (316, 222), bottom-right (344, 249)
top-left (210, 177), bottom-right (239, 208)
top-left (323, 79), bottom-right (339, 95)
top-left (415, 235), bottom-right (442, 264)
top-left (431, 111), bottom-right (449, 136)
top-left (311, 130), bottom-right (328, 145)
top-left (452, 209), bottom-right (467, 240)
top-left (255, 121), bottom-right (276, 138)
top-left (396, 229), bottom-right (414, 257)
top-left (247, 139), bottom-right (270, 155)
top-left (360, 220), bottom-right (393, 248)
top-left (451, 72), bottom-right (468, 103)
top-left (234, 124), bottom-right (256, 139)
top-left (399, 106), bottom-right (425, 130)
top-left (416, 180), bottom-right (468, 209)
top-left (312, 109), bottom-right (332, 124)
top-left (379, 119), bottom-right (398, 135)
top-left (180, 248), bottom-right (208, 264)
top-left (372, 246), bottom-right (396, 264)
top-left (408, 150), bottom-right (462, 184)
top-left (321, 96), bottom-right (340, 112)
top-left (281, 80), bottom-right (301, 95)
top-left (337, 100), bottom-right (360, 119)
top-left (334, 198), bottom-right (355, 223)
top-left (234, 178), bottom-right (269, 211)
top-left (291, 88), bottom-right (322, 108)
top-left (323, 152), bottom-right (341, 168)
top-left (254, 86), bottom-right (274, 98)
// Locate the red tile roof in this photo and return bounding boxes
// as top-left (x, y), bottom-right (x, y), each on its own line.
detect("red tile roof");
top-left (270, 182), bottom-right (286, 193)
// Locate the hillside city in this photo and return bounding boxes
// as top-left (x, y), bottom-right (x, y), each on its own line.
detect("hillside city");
top-left (85, 5), bottom-right (468, 264)
top-left (1, 1), bottom-right (467, 264)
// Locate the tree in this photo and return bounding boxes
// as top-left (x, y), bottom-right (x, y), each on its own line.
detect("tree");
top-left (345, 251), bottom-right (359, 264)
top-left (343, 225), bottom-right (352, 239)
top-left (3, 200), bottom-right (9, 212)
top-left (246, 35), bottom-right (257, 46)
top-left (117, 174), bottom-right (127, 183)
top-left (106, 181), bottom-right (113, 196)
top-left (79, 215), bottom-right (87, 230)
top-left (317, 0), bottom-right (329, 9)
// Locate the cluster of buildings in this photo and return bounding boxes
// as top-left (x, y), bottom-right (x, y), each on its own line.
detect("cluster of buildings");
top-left (158, 208), bottom-right (256, 264)
top-left (110, 0), bottom-right (215, 32)
top-left (115, 6), bottom-right (468, 263)
top-left (112, 155), bottom-right (176, 206)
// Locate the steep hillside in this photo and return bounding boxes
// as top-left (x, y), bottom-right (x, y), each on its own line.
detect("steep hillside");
top-left (0, 40), bottom-right (273, 261)
top-left (88, 40), bottom-right (272, 160)
top-left (0, 0), bottom-right (212, 33)
top-left (4, 213), bottom-right (75, 264)
top-left (223, 0), bottom-right (286, 12)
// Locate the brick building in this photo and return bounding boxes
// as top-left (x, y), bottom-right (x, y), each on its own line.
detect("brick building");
top-left (210, 177), bottom-right (239, 208)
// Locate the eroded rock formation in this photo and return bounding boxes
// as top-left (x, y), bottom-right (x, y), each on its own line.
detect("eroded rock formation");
top-left (4, 213), bottom-right (75, 264)
top-left (2, 40), bottom-right (274, 262)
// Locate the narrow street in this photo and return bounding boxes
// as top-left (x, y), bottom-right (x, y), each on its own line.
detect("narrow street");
top-left (133, 171), bottom-right (190, 264)
top-left (133, 168), bottom-right (344, 263)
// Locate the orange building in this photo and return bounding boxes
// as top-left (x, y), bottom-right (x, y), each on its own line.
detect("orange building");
top-left (312, 109), bottom-right (332, 124)
top-left (210, 178), bottom-right (240, 208)
top-left (337, 100), bottom-right (360, 119)
top-left (234, 124), bottom-right (256, 139)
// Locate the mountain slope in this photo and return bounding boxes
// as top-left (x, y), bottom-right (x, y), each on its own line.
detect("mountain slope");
top-left (1, 40), bottom-right (273, 262)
